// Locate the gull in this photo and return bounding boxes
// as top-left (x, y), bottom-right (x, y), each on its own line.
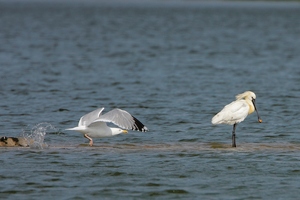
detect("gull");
top-left (211, 91), bottom-right (262, 147)
top-left (66, 107), bottom-right (148, 146)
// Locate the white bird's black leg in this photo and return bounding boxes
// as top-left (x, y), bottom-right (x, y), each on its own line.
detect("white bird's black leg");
top-left (232, 123), bottom-right (237, 147)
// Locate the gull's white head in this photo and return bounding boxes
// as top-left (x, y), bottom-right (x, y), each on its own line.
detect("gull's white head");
top-left (236, 91), bottom-right (256, 101)
top-left (111, 128), bottom-right (128, 136)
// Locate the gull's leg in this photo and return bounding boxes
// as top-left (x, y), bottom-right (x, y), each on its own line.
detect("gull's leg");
top-left (232, 123), bottom-right (237, 148)
top-left (84, 134), bottom-right (93, 146)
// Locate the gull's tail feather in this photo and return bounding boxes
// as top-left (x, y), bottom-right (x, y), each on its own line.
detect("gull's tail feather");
top-left (65, 127), bottom-right (85, 131)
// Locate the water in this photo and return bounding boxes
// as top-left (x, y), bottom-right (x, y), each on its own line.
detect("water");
top-left (1, 0), bottom-right (300, 199)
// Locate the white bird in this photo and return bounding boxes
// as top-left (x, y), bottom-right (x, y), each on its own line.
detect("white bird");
top-left (66, 107), bottom-right (148, 146)
top-left (211, 91), bottom-right (262, 147)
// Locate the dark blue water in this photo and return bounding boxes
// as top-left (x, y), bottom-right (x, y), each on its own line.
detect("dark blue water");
top-left (1, 1), bottom-right (300, 199)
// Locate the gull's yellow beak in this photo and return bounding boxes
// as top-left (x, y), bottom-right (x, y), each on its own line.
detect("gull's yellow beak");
top-left (122, 130), bottom-right (128, 134)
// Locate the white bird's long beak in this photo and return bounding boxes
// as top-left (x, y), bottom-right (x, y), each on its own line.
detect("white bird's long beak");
top-left (252, 99), bottom-right (262, 123)
top-left (122, 130), bottom-right (128, 134)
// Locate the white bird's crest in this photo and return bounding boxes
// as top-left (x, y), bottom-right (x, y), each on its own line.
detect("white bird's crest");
top-left (235, 91), bottom-right (256, 100)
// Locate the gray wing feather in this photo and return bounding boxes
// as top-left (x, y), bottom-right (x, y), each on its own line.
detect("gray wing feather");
top-left (78, 107), bottom-right (105, 126)
top-left (92, 108), bottom-right (148, 132)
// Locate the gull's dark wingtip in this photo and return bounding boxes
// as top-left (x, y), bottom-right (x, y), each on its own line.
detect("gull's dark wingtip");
top-left (132, 116), bottom-right (149, 132)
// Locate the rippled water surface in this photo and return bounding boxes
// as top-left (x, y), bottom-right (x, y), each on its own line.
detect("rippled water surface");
top-left (1, 1), bottom-right (300, 199)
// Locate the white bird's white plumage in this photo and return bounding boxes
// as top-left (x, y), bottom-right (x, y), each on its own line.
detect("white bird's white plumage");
top-left (66, 107), bottom-right (148, 146)
top-left (212, 99), bottom-right (250, 125)
top-left (211, 91), bottom-right (262, 147)
top-left (212, 91), bottom-right (256, 125)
